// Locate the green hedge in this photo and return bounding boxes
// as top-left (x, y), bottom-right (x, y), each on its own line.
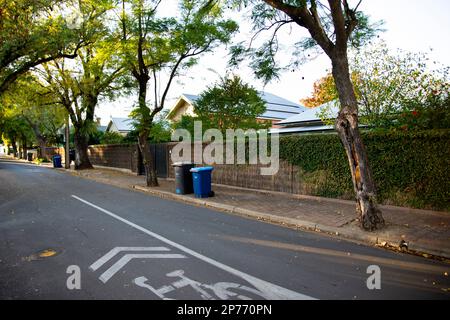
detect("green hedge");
top-left (279, 130), bottom-right (450, 211)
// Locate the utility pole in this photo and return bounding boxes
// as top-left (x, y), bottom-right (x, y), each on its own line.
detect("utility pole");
top-left (65, 113), bottom-right (70, 169)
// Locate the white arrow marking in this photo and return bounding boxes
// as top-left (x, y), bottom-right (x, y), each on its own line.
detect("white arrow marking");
top-left (99, 253), bottom-right (186, 283)
top-left (72, 195), bottom-right (316, 300)
top-left (89, 247), bottom-right (170, 271)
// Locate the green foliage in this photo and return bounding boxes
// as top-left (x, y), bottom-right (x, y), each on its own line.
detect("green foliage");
top-left (34, 157), bottom-right (50, 164)
top-left (279, 130), bottom-right (450, 210)
top-left (352, 41), bottom-right (450, 130)
top-left (123, 129), bottom-right (139, 144)
top-left (172, 115), bottom-right (197, 137)
top-left (89, 129), bottom-right (105, 145)
top-left (124, 113), bottom-right (172, 144)
top-left (122, 0), bottom-right (238, 138)
top-left (0, 76), bottom-right (65, 145)
top-left (0, 0), bottom-right (105, 95)
top-left (190, 75), bottom-right (269, 133)
top-left (149, 118), bottom-right (172, 143)
top-left (100, 131), bottom-right (124, 144)
top-left (229, 1), bottom-right (384, 84)
top-left (127, 109), bottom-right (172, 143)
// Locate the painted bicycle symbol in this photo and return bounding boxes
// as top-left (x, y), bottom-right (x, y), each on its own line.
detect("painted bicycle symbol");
top-left (133, 269), bottom-right (268, 300)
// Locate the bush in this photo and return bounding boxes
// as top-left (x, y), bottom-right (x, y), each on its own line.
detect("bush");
top-left (100, 131), bottom-right (124, 145)
top-left (280, 130), bottom-right (450, 211)
top-left (34, 157), bottom-right (50, 164)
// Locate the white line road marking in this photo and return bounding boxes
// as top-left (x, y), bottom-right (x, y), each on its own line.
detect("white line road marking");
top-left (89, 247), bottom-right (171, 271)
top-left (99, 253), bottom-right (186, 283)
top-left (71, 194), bottom-right (317, 300)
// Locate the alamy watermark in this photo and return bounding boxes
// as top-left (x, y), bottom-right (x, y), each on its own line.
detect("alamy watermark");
top-left (66, 265), bottom-right (81, 290)
top-left (366, 265), bottom-right (381, 290)
top-left (171, 121), bottom-right (279, 176)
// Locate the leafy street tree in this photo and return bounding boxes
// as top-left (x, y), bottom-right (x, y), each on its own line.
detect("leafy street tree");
top-left (300, 73), bottom-right (337, 108)
top-left (0, 0), bottom-right (87, 95)
top-left (0, 77), bottom-right (65, 159)
top-left (231, 0), bottom-right (386, 230)
top-left (352, 42), bottom-right (450, 129)
top-left (120, 0), bottom-right (238, 186)
top-left (37, 1), bottom-right (125, 169)
top-left (180, 75), bottom-right (269, 134)
top-left (125, 111), bottom-right (173, 144)
top-left (303, 42), bottom-right (450, 130)
top-left (0, 97), bottom-right (35, 159)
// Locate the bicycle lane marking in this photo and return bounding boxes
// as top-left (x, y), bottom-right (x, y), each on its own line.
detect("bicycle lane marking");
top-left (71, 194), bottom-right (317, 300)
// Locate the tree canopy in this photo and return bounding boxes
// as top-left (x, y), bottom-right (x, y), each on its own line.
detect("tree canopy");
top-left (190, 75), bottom-right (269, 133)
top-left (0, 0), bottom-right (101, 95)
top-left (308, 42), bottom-right (450, 130)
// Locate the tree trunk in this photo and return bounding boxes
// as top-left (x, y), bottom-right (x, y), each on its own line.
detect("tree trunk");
top-left (37, 136), bottom-right (48, 160)
top-left (11, 138), bottom-right (17, 158)
top-left (331, 54), bottom-right (385, 231)
top-left (21, 140), bottom-right (28, 160)
top-left (73, 127), bottom-right (93, 170)
top-left (138, 130), bottom-right (158, 187)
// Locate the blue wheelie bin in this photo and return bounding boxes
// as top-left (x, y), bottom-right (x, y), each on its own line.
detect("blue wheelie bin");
top-left (190, 166), bottom-right (214, 198)
top-left (53, 154), bottom-right (62, 168)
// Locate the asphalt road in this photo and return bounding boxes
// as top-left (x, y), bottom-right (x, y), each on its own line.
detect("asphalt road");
top-left (0, 159), bottom-right (449, 300)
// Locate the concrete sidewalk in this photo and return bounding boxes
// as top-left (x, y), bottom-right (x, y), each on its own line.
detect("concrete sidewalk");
top-left (4, 156), bottom-right (448, 261)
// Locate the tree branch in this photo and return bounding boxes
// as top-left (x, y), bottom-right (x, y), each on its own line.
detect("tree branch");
top-left (328, 0), bottom-right (347, 50)
top-left (263, 0), bottom-right (335, 55)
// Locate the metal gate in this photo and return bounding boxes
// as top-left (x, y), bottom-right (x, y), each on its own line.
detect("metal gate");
top-left (138, 143), bottom-right (168, 178)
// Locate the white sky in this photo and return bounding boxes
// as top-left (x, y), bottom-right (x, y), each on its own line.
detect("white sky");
top-left (95, 0), bottom-right (450, 125)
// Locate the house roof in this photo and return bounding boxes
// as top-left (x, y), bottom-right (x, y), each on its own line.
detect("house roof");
top-left (277, 101), bottom-right (340, 126)
top-left (97, 125), bottom-right (107, 133)
top-left (270, 125), bottom-right (335, 134)
top-left (182, 94), bottom-right (200, 104)
top-left (167, 92), bottom-right (306, 121)
top-left (109, 117), bottom-right (134, 132)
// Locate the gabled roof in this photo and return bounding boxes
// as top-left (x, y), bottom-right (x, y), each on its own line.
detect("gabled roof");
top-left (278, 101), bottom-right (340, 126)
top-left (167, 92), bottom-right (306, 121)
top-left (97, 125), bottom-right (107, 133)
top-left (182, 94), bottom-right (200, 104)
top-left (108, 117), bottom-right (134, 132)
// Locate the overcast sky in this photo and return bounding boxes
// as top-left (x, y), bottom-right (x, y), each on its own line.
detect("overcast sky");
top-left (95, 0), bottom-right (450, 125)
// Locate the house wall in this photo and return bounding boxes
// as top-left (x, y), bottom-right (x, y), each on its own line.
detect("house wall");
top-left (107, 122), bottom-right (118, 133)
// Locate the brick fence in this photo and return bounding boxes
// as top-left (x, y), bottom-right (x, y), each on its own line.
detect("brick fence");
top-left (85, 142), bottom-right (305, 194)
top-left (165, 142), bottom-right (304, 194)
top-left (87, 144), bottom-right (140, 174)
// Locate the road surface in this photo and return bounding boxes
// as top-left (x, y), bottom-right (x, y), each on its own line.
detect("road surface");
top-left (0, 159), bottom-right (449, 300)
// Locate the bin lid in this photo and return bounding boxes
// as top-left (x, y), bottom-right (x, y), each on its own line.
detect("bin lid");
top-left (190, 166), bottom-right (214, 173)
top-left (172, 161), bottom-right (194, 167)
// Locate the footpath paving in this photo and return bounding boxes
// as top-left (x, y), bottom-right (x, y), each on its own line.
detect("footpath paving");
top-left (3, 156), bottom-right (450, 261)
